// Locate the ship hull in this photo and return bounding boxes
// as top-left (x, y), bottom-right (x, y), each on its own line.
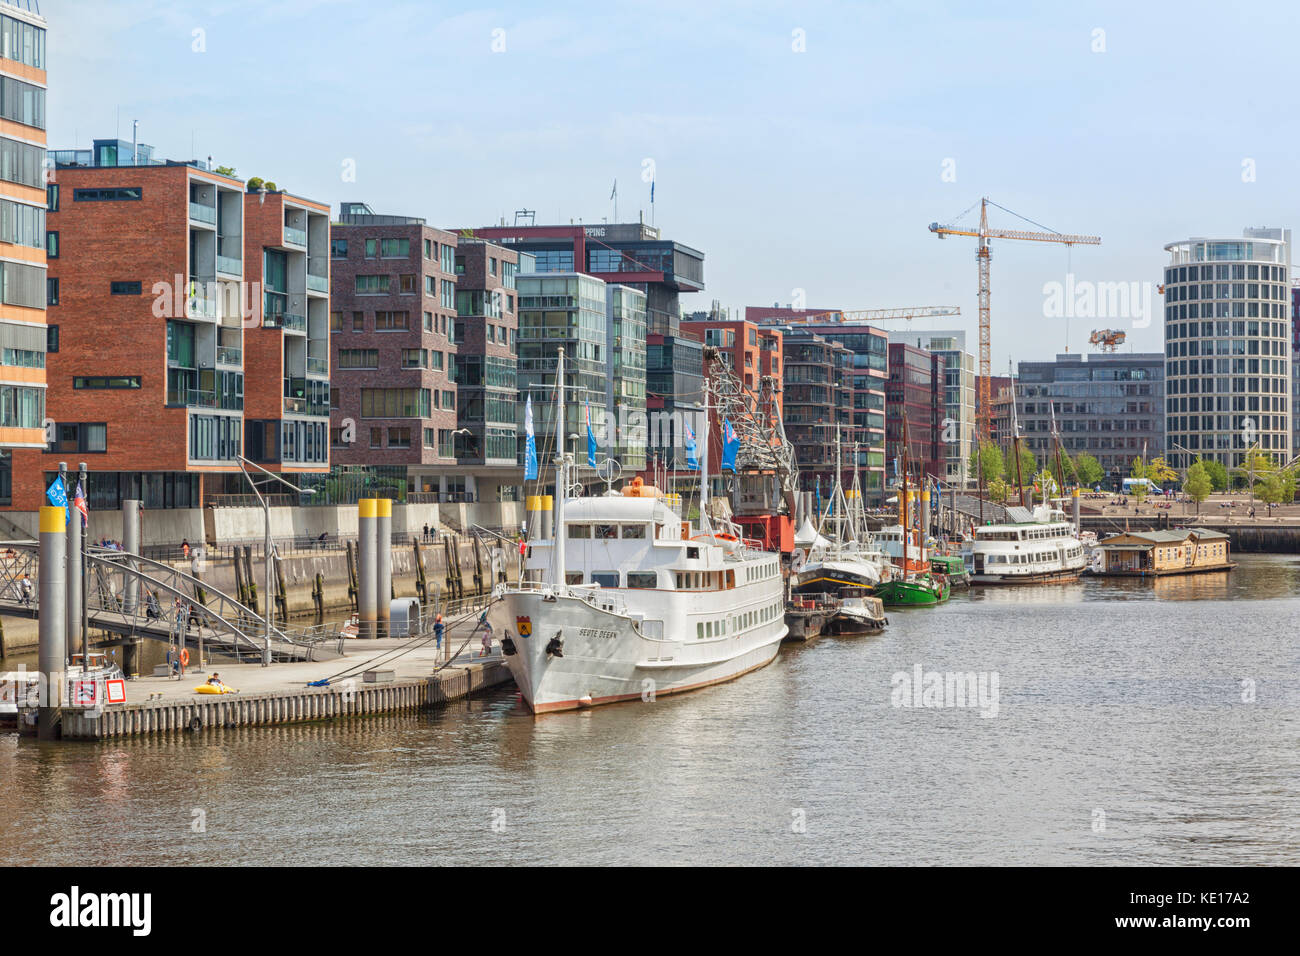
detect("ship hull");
top-left (488, 590), bottom-right (787, 714)
top-left (970, 567), bottom-right (1083, 585)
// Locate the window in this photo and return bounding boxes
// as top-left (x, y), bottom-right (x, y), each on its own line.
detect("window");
top-left (620, 524), bottom-right (646, 539)
top-left (72, 187), bottom-right (142, 202)
top-left (424, 275), bottom-right (436, 296)
top-left (0, 138), bottom-right (43, 189)
top-left (399, 274), bottom-right (416, 294)
top-left (355, 274), bottom-right (389, 294)
top-left (387, 426), bottom-right (411, 448)
top-left (424, 238), bottom-right (432, 259)
top-left (441, 279), bottom-right (455, 309)
top-left (49, 422), bottom-right (107, 454)
top-left (330, 310), bottom-right (343, 332)
top-left (423, 427), bottom-right (435, 448)
top-left (489, 257), bottom-right (498, 276)
top-left (73, 376), bottom-right (140, 389)
top-left (591, 572), bottom-right (620, 588)
top-left (330, 238), bottom-right (348, 258)
top-left (44, 230), bottom-right (56, 257)
top-left (627, 571), bottom-right (657, 589)
top-left (0, 15), bottom-right (46, 70)
top-left (429, 350), bottom-right (443, 370)
top-left (440, 244), bottom-right (455, 273)
top-left (337, 348), bottom-right (378, 368)
top-left (364, 238), bottom-right (377, 258)
top-left (375, 310), bottom-right (409, 331)
top-left (359, 388), bottom-right (431, 418)
top-left (594, 524), bottom-right (616, 540)
top-left (381, 238), bottom-right (409, 258)
top-left (46, 277), bottom-right (57, 306)
top-left (110, 281), bottom-right (141, 295)
top-left (423, 310), bottom-right (433, 331)
top-left (402, 348), bottom-right (426, 368)
top-left (569, 524), bottom-right (591, 538)
top-left (46, 324), bottom-right (57, 352)
top-left (369, 427), bottom-right (383, 448)
top-left (352, 311), bottom-right (364, 330)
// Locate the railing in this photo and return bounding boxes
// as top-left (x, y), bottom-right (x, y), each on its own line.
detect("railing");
top-left (284, 225), bottom-right (307, 247)
top-left (217, 254), bottom-right (241, 275)
top-left (174, 388), bottom-right (217, 408)
top-left (306, 356), bottom-right (328, 376)
top-left (306, 273), bottom-right (328, 293)
top-left (216, 345), bottom-right (242, 366)
top-left (189, 201), bottom-right (217, 224)
top-left (186, 296), bottom-right (219, 319)
top-left (283, 396), bottom-right (307, 414)
top-left (280, 312), bottom-right (306, 332)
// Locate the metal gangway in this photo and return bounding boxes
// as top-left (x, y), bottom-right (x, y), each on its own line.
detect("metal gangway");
top-left (0, 542), bottom-right (343, 663)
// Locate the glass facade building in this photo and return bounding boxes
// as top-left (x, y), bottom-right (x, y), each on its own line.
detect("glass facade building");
top-left (1162, 229), bottom-right (1292, 470)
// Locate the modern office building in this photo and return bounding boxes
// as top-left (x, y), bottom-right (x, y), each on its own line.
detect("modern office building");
top-left (1162, 228), bottom-right (1292, 471)
top-left (1016, 353), bottom-right (1165, 483)
top-left (752, 313), bottom-right (889, 503)
top-left (471, 221), bottom-right (704, 335)
top-left (9, 140), bottom-right (280, 511)
top-left (888, 330), bottom-right (975, 488)
top-left (0, 0), bottom-right (48, 507)
top-left (782, 330), bottom-right (854, 492)
top-left (516, 272), bottom-right (647, 475)
top-left (645, 331), bottom-right (703, 471)
top-left (327, 202), bottom-right (460, 498)
top-left (886, 343), bottom-right (943, 483)
top-left (451, 238), bottom-right (531, 476)
top-left (240, 188), bottom-right (331, 474)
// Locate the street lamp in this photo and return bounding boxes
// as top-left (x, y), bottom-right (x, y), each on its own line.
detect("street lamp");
top-left (236, 456), bottom-right (304, 666)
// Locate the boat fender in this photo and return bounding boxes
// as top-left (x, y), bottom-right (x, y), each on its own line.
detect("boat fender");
top-left (187, 716), bottom-right (202, 733)
top-left (501, 636), bottom-right (517, 656)
top-left (546, 633), bottom-right (564, 658)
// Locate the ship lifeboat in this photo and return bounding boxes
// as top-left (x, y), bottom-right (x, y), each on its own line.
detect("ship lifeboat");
top-left (621, 477), bottom-right (663, 498)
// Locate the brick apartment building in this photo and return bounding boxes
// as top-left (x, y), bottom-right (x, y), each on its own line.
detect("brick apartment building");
top-left (328, 202), bottom-right (461, 499)
top-left (781, 330), bottom-right (854, 492)
top-left (0, 0), bottom-right (48, 506)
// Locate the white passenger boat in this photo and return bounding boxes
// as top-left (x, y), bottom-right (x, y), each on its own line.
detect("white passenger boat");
top-left (969, 505), bottom-right (1087, 584)
top-left (487, 350), bottom-right (787, 714)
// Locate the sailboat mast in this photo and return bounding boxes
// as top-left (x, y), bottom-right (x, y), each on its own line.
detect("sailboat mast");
top-left (901, 413), bottom-right (910, 573)
top-left (553, 346), bottom-right (567, 591)
top-left (699, 381), bottom-right (711, 533)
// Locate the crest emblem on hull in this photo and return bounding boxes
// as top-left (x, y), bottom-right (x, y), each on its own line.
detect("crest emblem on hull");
top-left (516, 616), bottom-right (532, 637)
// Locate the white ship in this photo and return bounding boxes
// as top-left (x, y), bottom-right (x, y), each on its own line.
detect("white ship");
top-left (969, 505), bottom-right (1087, 584)
top-left (488, 349), bottom-right (787, 714)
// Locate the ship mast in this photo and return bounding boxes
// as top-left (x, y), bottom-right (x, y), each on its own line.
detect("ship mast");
top-left (552, 345), bottom-right (567, 592)
top-left (901, 413), bottom-right (910, 575)
top-left (699, 381), bottom-right (711, 534)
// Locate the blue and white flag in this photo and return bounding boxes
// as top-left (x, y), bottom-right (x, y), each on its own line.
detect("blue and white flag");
top-left (721, 417), bottom-right (739, 472)
top-left (46, 475), bottom-right (70, 524)
top-left (586, 403), bottom-right (598, 468)
top-left (683, 418), bottom-right (699, 471)
top-left (524, 394), bottom-right (538, 481)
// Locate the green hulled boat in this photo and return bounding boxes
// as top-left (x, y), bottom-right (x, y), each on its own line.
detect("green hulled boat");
top-left (929, 554), bottom-right (970, 588)
top-left (873, 574), bottom-right (950, 607)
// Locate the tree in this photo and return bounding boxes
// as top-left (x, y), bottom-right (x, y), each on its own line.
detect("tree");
top-left (1202, 458), bottom-right (1228, 492)
top-left (1147, 456), bottom-right (1178, 487)
top-left (988, 477), bottom-right (1009, 505)
top-left (214, 165), bottom-right (236, 176)
top-left (970, 440), bottom-right (1004, 486)
top-left (1254, 470), bottom-right (1296, 517)
top-left (1011, 445), bottom-right (1036, 490)
top-left (1233, 447), bottom-right (1277, 498)
top-left (1184, 461), bottom-right (1211, 514)
top-left (246, 176), bottom-right (265, 193)
top-left (1073, 452), bottom-right (1104, 487)
top-left (1128, 457), bottom-right (1148, 505)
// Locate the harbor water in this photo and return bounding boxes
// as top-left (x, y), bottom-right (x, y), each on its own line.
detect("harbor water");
top-left (2, 555), bottom-right (1297, 866)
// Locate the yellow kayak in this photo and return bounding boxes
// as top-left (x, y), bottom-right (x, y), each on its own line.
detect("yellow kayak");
top-left (194, 683), bottom-right (237, 695)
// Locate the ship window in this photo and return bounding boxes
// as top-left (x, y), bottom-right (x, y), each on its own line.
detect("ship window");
top-left (687, 547), bottom-right (699, 559)
top-left (595, 524), bottom-right (616, 539)
top-left (621, 524), bottom-right (646, 539)
top-left (569, 524), bottom-right (591, 538)
top-left (565, 572), bottom-right (583, 584)
top-left (592, 572), bottom-right (620, 588)
top-left (627, 571), bottom-right (657, 589)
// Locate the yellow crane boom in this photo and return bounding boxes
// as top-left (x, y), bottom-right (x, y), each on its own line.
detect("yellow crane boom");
top-left (930, 197), bottom-right (1100, 436)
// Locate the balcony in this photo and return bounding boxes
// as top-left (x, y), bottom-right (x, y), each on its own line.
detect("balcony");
top-left (281, 312), bottom-right (306, 332)
top-left (306, 356), bottom-right (329, 376)
top-left (284, 225), bottom-right (307, 248)
top-left (186, 296), bottom-right (219, 319)
top-left (306, 272), bottom-right (328, 293)
top-left (284, 396), bottom-right (307, 414)
top-left (216, 346), bottom-right (242, 367)
top-left (180, 388), bottom-right (217, 408)
top-left (217, 254), bottom-right (241, 276)
top-left (189, 201), bottom-right (217, 225)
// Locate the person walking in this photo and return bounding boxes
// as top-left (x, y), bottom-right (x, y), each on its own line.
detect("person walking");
top-left (433, 613), bottom-right (444, 652)
top-left (181, 538), bottom-right (190, 560)
top-left (19, 573), bottom-right (33, 607)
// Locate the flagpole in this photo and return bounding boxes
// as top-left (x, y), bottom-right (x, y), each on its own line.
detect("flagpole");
top-left (79, 462), bottom-right (88, 663)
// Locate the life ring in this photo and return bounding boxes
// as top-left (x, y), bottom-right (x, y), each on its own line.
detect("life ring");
top-left (179, 648), bottom-right (190, 667)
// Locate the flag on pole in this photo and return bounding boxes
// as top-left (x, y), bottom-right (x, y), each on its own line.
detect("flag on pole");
top-left (586, 402), bottom-right (598, 468)
top-left (683, 418), bottom-right (699, 471)
top-left (721, 418), bottom-right (739, 472)
top-left (46, 475), bottom-right (70, 524)
top-left (610, 179), bottom-right (617, 201)
top-left (524, 394), bottom-right (538, 481)
top-left (74, 479), bottom-right (89, 528)
top-left (650, 180), bottom-right (655, 204)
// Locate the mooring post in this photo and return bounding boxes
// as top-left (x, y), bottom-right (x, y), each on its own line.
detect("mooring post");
top-left (358, 499), bottom-right (377, 639)
top-left (122, 498), bottom-right (140, 615)
top-left (1073, 487), bottom-right (1081, 534)
top-left (376, 498), bottom-right (392, 639)
top-left (62, 463), bottom-right (83, 666)
top-left (38, 505), bottom-right (68, 741)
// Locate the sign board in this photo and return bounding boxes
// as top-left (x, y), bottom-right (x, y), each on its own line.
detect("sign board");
top-left (72, 681), bottom-right (98, 707)
top-left (105, 679), bottom-right (127, 705)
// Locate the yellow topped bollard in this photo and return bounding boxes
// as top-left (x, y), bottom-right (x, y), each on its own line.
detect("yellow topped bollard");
top-left (357, 499), bottom-right (377, 639)
top-left (38, 505), bottom-right (67, 740)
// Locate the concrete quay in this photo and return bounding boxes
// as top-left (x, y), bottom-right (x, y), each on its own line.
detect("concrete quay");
top-left (47, 634), bottom-right (514, 741)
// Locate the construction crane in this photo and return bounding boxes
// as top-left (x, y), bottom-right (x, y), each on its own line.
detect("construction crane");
top-left (929, 197), bottom-right (1100, 434)
top-left (1089, 329), bottom-right (1126, 352)
top-left (759, 306), bottom-right (960, 326)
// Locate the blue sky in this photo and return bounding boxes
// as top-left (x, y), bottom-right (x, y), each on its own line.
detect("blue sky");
top-left (44, 0), bottom-right (1300, 366)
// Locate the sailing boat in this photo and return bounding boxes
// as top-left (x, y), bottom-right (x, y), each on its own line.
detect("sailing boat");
top-left (792, 431), bottom-right (892, 597)
top-left (872, 414), bottom-right (949, 607)
top-left (487, 358), bottom-right (788, 713)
